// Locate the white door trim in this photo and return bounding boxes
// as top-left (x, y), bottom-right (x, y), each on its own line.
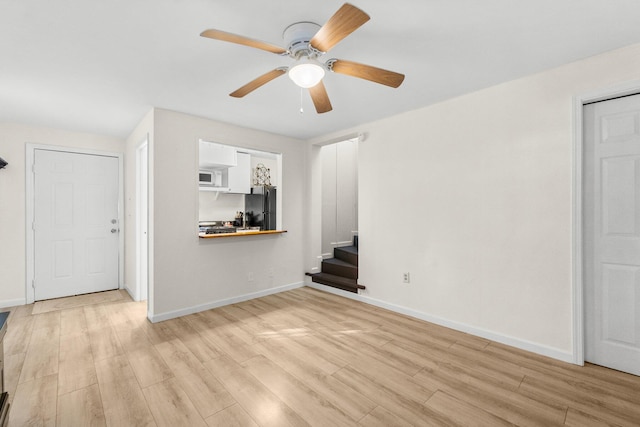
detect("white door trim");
top-left (25, 143), bottom-right (124, 304)
top-left (135, 136), bottom-right (149, 302)
top-left (572, 80), bottom-right (640, 365)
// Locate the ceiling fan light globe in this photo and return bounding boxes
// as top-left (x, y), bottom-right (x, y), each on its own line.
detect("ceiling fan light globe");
top-left (288, 63), bottom-right (325, 88)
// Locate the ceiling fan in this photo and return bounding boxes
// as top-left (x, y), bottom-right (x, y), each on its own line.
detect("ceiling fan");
top-left (200, 3), bottom-right (405, 114)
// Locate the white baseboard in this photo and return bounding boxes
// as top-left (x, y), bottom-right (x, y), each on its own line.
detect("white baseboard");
top-left (149, 281), bottom-right (305, 323)
top-left (305, 282), bottom-right (574, 364)
top-left (0, 298), bottom-right (27, 309)
top-left (124, 283), bottom-right (139, 302)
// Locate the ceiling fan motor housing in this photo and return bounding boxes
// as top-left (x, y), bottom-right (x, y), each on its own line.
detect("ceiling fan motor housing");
top-left (283, 22), bottom-right (322, 58)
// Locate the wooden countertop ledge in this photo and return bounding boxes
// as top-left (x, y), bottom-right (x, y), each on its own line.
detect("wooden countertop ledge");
top-left (199, 230), bottom-right (287, 239)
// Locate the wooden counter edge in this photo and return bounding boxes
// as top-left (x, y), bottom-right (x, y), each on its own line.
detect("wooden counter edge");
top-left (199, 230), bottom-right (287, 239)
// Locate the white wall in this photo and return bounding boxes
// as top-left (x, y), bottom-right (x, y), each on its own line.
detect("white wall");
top-left (307, 43), bottom-right (640, 362)
top-left (0, 122), bottom-right (124, 307)
top-left (150, 109), bottom-right (306, 321)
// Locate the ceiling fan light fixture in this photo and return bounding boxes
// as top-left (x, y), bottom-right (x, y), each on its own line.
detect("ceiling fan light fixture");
top-left (288, 60), bottom-right (325, 88)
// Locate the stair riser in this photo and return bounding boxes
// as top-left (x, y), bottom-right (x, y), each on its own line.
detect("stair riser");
top-left (311, 276), bottom-right (359, 294)
top-left (322, 261), bottom-right (358, 280)
top-left (334, 249), bottom-right (358, 265)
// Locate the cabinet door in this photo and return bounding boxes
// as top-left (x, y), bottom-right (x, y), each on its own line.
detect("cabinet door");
top-left (227, 152), bottom-right (251, 194)
top-left (199, 141), bottom-right (237, 169)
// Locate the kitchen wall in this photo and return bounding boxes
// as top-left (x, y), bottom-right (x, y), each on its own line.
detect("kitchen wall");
top-left (306, 42), bottom-right (640, 362)
top-left (0, 122), bottom-right (124, 307)
top-left (198, 192), bottom-right (244, 222)
top-left (150, 108), bottom-right (305, 321)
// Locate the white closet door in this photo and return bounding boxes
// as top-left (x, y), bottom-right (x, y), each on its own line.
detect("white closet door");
top-left (584, 94), bottom-right (640, 376)
top-left (34, 149), bottom-right (119, 300)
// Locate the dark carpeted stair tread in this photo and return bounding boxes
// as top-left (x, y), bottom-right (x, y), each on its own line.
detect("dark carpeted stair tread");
top-left (309, 272), bottom-right (365, 293)
top-left (334, 245), bottom-right (358, 265)
top-left (322, 257), bottom-right (358, 279)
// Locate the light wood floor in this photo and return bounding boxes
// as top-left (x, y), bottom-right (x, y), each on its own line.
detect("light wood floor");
top-left (4, 287), bottom-right (640, 426)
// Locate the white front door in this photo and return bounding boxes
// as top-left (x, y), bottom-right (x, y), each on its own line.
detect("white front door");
top-left (584, 94), bottom-right (640, 376)
top-left (34, 149), bottom-right (120, 300)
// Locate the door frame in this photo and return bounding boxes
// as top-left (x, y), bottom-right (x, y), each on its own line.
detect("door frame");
top-left (25, 143), bottom-right (124, 304)
top-left (135, 137), bottom-right (149, 302)
top-left (572, 80), bottom-right (640, 365)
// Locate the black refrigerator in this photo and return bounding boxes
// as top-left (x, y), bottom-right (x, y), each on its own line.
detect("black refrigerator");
top-left (245, 187), bottom-right (276, 230)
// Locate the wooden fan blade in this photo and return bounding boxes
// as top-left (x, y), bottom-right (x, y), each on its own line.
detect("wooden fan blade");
top-left (310, 3), bottom-right (370, 53)
top-left (330, 59), bottom-right (405, 88)
top-left (200, 29), bottom-right (287, 55)
top-left (230, 69), bottom-right (287, 98)
top-left (308, 81), bottom-right (332, 114)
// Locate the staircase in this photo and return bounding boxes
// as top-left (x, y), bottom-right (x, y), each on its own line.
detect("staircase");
top-left (307, 236), bottom-right (364, 293)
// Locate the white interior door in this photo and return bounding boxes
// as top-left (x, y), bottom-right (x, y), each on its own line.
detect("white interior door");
top-left (34, 149), bottom-right (120, 300)
top-left (584, 94), bottom-right (640, 376)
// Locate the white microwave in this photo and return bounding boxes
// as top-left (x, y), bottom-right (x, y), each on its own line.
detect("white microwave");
top-left (199, 170), bottom-right (221, 186)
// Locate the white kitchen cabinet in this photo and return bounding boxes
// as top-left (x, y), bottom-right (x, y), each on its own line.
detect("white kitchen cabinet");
top-left (199, 140), bottom-right (237, 169)
top-left (227, 152), bottom-right (251, 194)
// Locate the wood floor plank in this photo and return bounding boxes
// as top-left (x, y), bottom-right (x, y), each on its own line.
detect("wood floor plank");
top-left (126, 345), bottom-right (175, 388)
top-left (58, 332), bottom-right (97, 395)
top-left (162, 316), bottom-right (224, 362)
top-left (343, 354), bottom-right (436, 403)
top-left (88, 326), bottom-right (124, 362)
top-left (141, 318), bottom-right (178, 345)
top-left (331, 365), bottom-right (448, 427)
top-left (253, 339), bottom-right (377, 421)
top-left (307, 322), bottom-right (425, 376)
top-left (4, 352), bottom-right (26, 404)
top-left (204, 403), bottom-right (259, 427)
top-left (518, 374), bottom-right (640, 426)
top-left (83, 304), bottom-right (112, 330)
top-left (32, 311), bottom-right (61, 332)
top-left (19, 326), bottom-right (60, 384)
top-left (425, 390), bottom-right (516, 427)
top-left (392, 336), bottom-right (525, 390)
top-left (115, 325), bottom-right (155, 353)
top-left (56, 384), bottom-right (106, 427)
top-left (564, 407), bottom-right (623, 427)
top-left (60, 307), bottom-right (88, 336)
top-left (4, 315), bottom-right (35, 355)
top-left (10, 373), bottom-right (58, 426)
top-left (95, 354), bottom-right (156, 427)
top-left (243, 354), bottom-right (356, 427)
top-left (142, 377), bottom-right (207, 427)
top-left (215, 305), bottom-right (278, 343)
top-left (204, 355), bottom-right (310, 427)
top-left (358, 406), bottom-right (414, 427)
top-left (413, 363), bottom-right (567, 426)
top-left (198, 325), bottom-right (259, 364)
top-left (155, 338), bottom-right (235, 418)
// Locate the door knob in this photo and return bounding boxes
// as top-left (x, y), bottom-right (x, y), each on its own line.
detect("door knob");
top-left (111, 228), bottom-right (118, 233)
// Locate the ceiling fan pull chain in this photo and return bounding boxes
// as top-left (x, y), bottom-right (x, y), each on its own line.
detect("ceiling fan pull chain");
top-left (300, 87), bottom-right (304, 114)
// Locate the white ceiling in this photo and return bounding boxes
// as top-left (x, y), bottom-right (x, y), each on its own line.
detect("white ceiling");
top-left (3, 0), bottom-right (640, 140)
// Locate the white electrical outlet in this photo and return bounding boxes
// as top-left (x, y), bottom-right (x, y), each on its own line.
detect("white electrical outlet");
top-left (403, 272), bottom-right (410, 283)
